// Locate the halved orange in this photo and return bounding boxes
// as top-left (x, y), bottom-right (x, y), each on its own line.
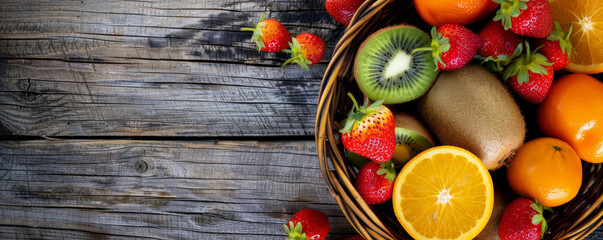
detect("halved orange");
top-left (393, 146), bottom-right (494, 240)
top-left (549, 0), bottom-right (603, 74)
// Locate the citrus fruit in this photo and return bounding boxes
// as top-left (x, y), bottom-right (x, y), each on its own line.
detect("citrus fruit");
top-left (413, 0), bottom-right (499, 27)
top-left (537, 74), bottom-right (603, 163)
top-left (507, 137), bottom-right (583, 207)
top-left (392, 146), bottom-right (494, 240)
top-left (549, 0), bottom-right (603, 74)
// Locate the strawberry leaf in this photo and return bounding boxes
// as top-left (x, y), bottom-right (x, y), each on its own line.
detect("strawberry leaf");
top-left (421, 26), bottom-right (451, 69)
top-left (494, 0), bottom-right (529, 30)
top-left (367, 99), bottom-right (384, 111)
top-left (530, 199), bottom-right (551, 238)
top-left (282, 38), bottom-right (311, 71)
top-left (376, 160), bottom-right (397, 182)
top-left (241, 13), bottom-right (268, 52)
top-left (547, 22), bottom-right (574, 59)
top-left (517, 68), bottom-right (529, 84)
top-left (339, 117), bottom-right (355, 133)
top-left (502, 61), bottom-right (520, 80)
top-left (284, 221), bottom-right (307, 240)
top-left (350, 112), bottom-right (366, 122)
top-left (532, 214), bottom-right (544, 225)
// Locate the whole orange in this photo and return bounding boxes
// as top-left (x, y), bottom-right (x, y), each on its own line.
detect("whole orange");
top-left (537, 74), bottom-right (603, 163)
top-left (507, 137), bottom-right (582, 208)
top-left (413, 0), bottom-right (499, 27)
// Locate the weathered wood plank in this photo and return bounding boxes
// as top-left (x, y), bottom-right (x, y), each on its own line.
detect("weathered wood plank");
top-left (0, 0), bottom-right (345, 137)
top-left (0, 139), bottom-right (356, 239)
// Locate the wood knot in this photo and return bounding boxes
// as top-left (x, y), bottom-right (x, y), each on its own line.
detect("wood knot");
top-left (134, 160), bottom-right (148, 173)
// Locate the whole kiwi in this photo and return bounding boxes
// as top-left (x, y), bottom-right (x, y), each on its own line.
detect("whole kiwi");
top-left (418, 63), bottom-right (525, 170)
top-left (474, 187), bottom-right (512, 240)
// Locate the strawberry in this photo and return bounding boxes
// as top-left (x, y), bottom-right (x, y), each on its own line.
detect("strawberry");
top-left (284, 209), bottom-right (329, 240)
top-left (354, 161), bottom-right (396, 205)
top-left (499, 198), bottom-right (553, 240)
top-left (493, 0), bottom-right (552, 38)
top-left (478, 20), bottom-right (522, 60)
top-left (504, 42), bottom-right (554, 104)
top-left (282, 33), bottom-right (326, 71)
top-left (339, 93), bottom-right (395, 163)
top-left (325, 0), bottom-right (365, 27)
top-left (532, 22), bottom-right (574, 71)
top-left (415, 24), bottom-right (481, 71)
top-left (477, 19), bottom-right (523, 71)
top-left (241, 14), bottom-right (291, 52)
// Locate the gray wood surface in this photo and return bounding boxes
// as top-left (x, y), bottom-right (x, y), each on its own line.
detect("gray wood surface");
top-left (0, 139), bottom-right (355, 239)
top-left (0, 0), bottom-right (344, 137)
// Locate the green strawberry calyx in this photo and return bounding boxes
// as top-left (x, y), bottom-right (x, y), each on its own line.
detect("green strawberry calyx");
top-left (283, 221), bottom-right (307, 240)
top-left (476, 43), bottom-right (523, 72)
top-left (241, 13), bottom-right (267, 52)
top-left (530, 199), bottom-right (554, 238)
top-left (338, 93), bottom-right (384, 134)
top-left (282, 38), bottom-right (313, 71)
top-left (547, 22), bottom-right (574, 60)
top-left (503, 41), bottom-right (553, 84)
top-left (492, 0), bottom-right (529, 30)
top-left (376, 160), bottom-right (397, 182)
top-left (411, 27), bottom-right (450, 70)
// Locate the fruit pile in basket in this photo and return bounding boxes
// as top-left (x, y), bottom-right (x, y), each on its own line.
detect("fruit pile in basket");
top-left (329, 0), bottom-right (602, 239)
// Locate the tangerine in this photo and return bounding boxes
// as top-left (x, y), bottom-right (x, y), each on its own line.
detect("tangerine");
top-left (413, 0), bottom-right (499, 27)
top-left (507, 137), bottom-right (582, 208)
top-left (537, 74), bottom-right (603, 163)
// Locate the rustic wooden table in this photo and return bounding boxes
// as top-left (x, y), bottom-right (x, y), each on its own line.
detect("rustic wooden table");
top-left (0, 1), bottom-right (601, 239)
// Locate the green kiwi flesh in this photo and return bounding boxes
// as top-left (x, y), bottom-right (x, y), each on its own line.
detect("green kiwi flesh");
top-left (392, 127), bottom-right (433, 167)
top-left (354, 25), bottom-right (438, 104)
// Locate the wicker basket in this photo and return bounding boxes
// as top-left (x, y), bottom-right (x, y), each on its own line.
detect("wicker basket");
top-left (314, 0), bottom-right (603, 239)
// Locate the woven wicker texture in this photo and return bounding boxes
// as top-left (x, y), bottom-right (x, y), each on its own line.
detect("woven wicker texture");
top-left (315, 0), bottom-right (603, 239)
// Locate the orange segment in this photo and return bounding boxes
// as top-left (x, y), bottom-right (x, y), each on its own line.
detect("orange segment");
top-left (549, 0), bottom-right (603, 74)
top-left (393, 146), bottom-right (494, 240)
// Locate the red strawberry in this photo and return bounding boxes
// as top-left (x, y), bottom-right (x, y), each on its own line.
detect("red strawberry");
top-left (499, 198), bottom-right (553, 240)
top-left (284, 209), bottom-right (329, 240)
top-left (339, 93), bottom-right (395, 163)
top-left (417, 24), bottom-right (481, 71)
top-left (326, 0), bottom-right (365, 27)
top-left (283, 33), bottom-right (326, 71)
top-left (477, 20), bottom-right (524, 72)
top-left (241, 14), bottom-right (291, 52)
top-left (354, 161), bottom-right (396, 205)
top-left (478, 20), bottom-right (522, 60)
top-left (493, 0), bottom-right (552, 38)
top-left (341, 235), bottom-right (366, 240)
top-left (504, 42), bottom-right (554, 104)
top-left (532, 22), bottom-right (574, 71)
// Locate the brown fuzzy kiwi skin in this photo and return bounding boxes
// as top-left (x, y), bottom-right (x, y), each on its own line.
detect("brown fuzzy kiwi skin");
top-left (393, 111), bottom-right (435, 146)
top-left (417, 63), bottom-right (526, 170)
top-left (474, 187), bottom-right (512, 240)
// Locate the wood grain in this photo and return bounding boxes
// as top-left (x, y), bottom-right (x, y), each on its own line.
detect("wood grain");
top-left (0, 139), bottom-right (356, 239)
top-left (0, 0), bottom-right (346, 137)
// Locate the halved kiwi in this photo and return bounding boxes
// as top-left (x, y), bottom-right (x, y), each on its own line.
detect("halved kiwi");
top-left (392, 127), bottom-right (433, 167)
top-left (354, 25), bottom-right (438, 104)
